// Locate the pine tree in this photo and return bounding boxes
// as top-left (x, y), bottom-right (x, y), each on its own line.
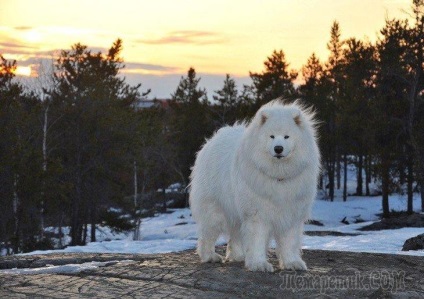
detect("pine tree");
top-left (406, 0), bottom-right (424, 212)
top-left (299, 53), bottom-right (333, 197)
top-left (375, 18), bottom-right (411, 217)
top-left (0, 55), bottom-right (43, 253)
top-left (340, 38), bottom-right (376, 198)
top-left (169, 68), bottom-right (212, 188)
top-left (250, 50), bottom-right (297, 107)
top-left (172, 67), bottom-right (207, 104)
top-left (213, 74), bottom-right (239, 126)
top-left (49, 39), bottom-right (143, 245)
top-left (325, 21), bottom-right (345, 201)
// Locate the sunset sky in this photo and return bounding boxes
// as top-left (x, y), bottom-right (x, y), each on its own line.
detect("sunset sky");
top-left (0, 0), bottom-right (414, 98)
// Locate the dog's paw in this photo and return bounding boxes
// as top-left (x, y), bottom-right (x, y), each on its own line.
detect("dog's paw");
top-left (201, 252), bottom-right (224, 263)
top-left (282, 259), bottom-right (307, 271)
top-left (225, 252), bottom-right (245, 262)
top-left (245, 260), bottom-right (274, 272)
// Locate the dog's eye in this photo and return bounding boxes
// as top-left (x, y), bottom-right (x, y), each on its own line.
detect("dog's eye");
top-left (270, 135), bottom-right (275, 139)
top-left (284, 135), bottom-right (289, 139)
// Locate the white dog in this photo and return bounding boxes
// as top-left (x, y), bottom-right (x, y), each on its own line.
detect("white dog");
top-left (189, 100), bottom-right (320, 272)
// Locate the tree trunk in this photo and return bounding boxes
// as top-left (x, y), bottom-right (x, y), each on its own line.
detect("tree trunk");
top-left (343, 154), bottom-right (347, 201)
top-left (71, 172), bottom-right (82, 246)
top-left (162, 187), bottom-right (167, 212)
top-left (365, 154), bottom-right (371, 196)
top-left (40, 104), bottom-right (49, 239)
top-left (82, 222), bottom-right (87, 245)
top-left (356, 155), bottom-right (363, 196)
top-left (78, 224), bottom-right (83, 245)
top-left (328, 160), bottom-right (335, 201)
top-left (133, 160), bottom-right (141, 241)
top-left (399, 162), bottom-right (406, 185)
top-left (13, 174), bottom-right (19, 239)
top-left (12, 174), bottom-right (20, 253)
top-left (133, 160), bottom-right (138, 208)
top-left (407, 152), bottom-right (414, 214)
top-left (382, 153), bottom-right (390, 218)
top-left (416, 151), bottom-right (424, 213)
top-left (421, 180), bottom-right (424, 212)
top-left (336, 150), bottom-right (341, 190)
top-left (90, 201), bottom-right (96, 242)
top-left (58, 212), bottom-right (64, 248)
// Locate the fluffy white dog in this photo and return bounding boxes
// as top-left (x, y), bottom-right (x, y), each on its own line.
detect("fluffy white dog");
top-left (189, 100), bottom-right (320, 272)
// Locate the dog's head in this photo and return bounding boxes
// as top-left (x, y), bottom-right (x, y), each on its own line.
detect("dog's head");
top-left (252, 104), bottom-right (306, 161)
top-left (244, 99), bottom-right (320, 180)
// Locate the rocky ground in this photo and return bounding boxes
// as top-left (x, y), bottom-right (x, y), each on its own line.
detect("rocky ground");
top-left (359, 213), bottom-right (424, 231)
top-left (1, 247), bottom-right (423, 298)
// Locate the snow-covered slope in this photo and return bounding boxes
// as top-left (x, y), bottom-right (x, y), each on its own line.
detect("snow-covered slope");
top-left (23, 194), bottom-right (424, 257)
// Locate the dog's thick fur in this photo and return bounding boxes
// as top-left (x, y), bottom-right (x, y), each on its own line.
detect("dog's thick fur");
top-left (189, 100), bottom-right (320, 272)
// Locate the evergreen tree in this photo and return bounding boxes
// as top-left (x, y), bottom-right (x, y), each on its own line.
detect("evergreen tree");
top-left (49, 39), bottom-right (143, 245)
top-left (169, 68), bottom-right (212, 187)
top-left (374, 18), bottom-right (411, 217)
top-left (172, 67), bottom-right (207, 104)
top-left (299, 53), bottom-right (333, 196)
top-left (250, 50), bottom-right (297, 107)
top-left (213, 74), bottom-right (239, 126)
top-left (0, 55), bottom-right (43, 253)
top-left (131, 105), bottom-right (168, 239)
top-left (405, 0), bottom-right (424, 212)
top-left (325, 21), bottom-right (345, 201)
top-left (340, 38), bottom-right (376, 198)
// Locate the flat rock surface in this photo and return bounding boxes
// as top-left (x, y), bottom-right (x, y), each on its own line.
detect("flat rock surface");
top-left (1, 247), bottom-right (424, 298)
top-left (359, 213), bottom-right (424, 231)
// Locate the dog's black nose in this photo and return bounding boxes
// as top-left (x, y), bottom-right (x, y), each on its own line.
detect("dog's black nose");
top-left (274, 146), bottom-right (284, 154)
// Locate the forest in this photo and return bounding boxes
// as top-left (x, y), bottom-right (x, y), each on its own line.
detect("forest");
top-left (0, 1), bottom-right (423, 254)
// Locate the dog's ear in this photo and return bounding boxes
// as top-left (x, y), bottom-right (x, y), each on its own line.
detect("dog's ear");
top-left (293, 110), bottom-right (302, 126)
top-left (260, 112), bottom-right (268, 126)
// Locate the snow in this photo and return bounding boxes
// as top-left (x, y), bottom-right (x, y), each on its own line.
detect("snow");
top-left (303, 227), bottom-right (424, 256)
top-left (2, 192), bottom-right (423, 275)
top-left (20, 194), bottom-right (424, 258)
top-left (1, 156), bottom-right (422, 281)
top-left (1, 260), bottom-right (135, 275)
top-left (43, 225), bottom-right (131, 249)
top-left (5, 162), bottom-right (424, 275)
top-left (308, 193), bottom-right (420, 228)
top-left (303, 194), bottom-right (424, 256)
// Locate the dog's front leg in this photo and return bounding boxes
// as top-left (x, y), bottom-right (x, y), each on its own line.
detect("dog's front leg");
top-left (276, 223), bottom-right (307, 270)
top-left (241, 215), bottom-right (274, 272)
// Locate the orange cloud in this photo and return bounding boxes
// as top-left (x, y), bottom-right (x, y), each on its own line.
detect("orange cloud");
top-left (137, 31), bottom-right (227, 45)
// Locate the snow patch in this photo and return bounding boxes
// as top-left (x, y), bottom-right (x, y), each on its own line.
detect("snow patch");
top-left (20, 195), bottom-right (424, 257)
top-left (0, 260), bottom-right (135, 275)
